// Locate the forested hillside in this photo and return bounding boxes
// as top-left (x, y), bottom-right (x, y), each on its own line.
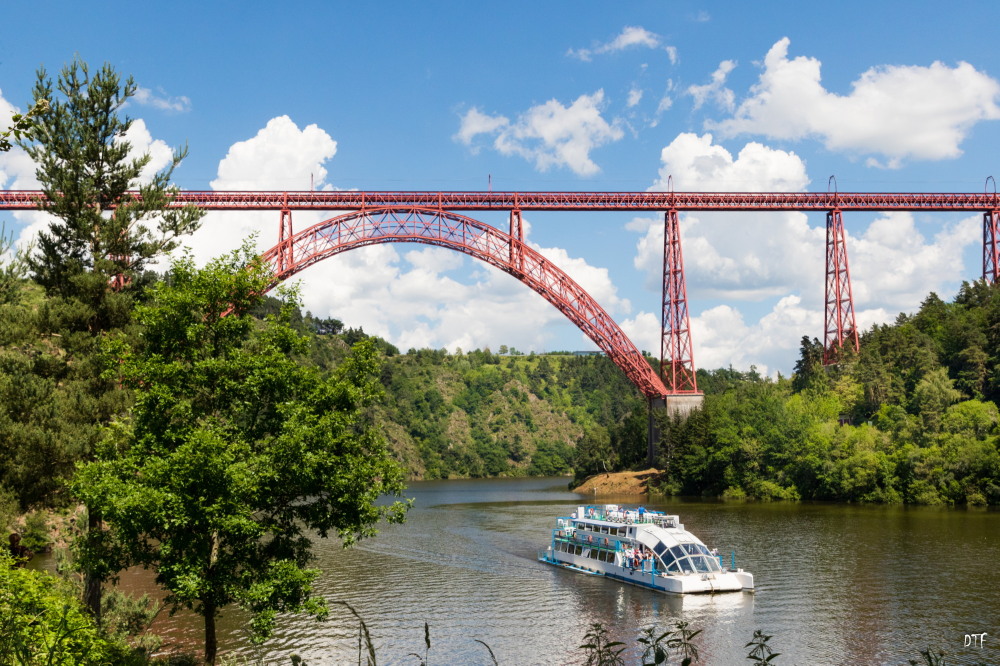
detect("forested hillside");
top-left (298, 315), bottom-right (650, 480)
top-left (658, 281), bottom-right (1000, 505)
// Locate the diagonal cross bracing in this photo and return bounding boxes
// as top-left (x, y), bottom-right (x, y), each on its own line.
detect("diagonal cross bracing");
top-left (260, 207), bottom-right (668, 400)
top-left (824, 209), bottom-right (859, 364)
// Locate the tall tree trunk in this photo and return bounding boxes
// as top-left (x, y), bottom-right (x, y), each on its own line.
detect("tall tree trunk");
top-left (204, 601), bottom-right (217, 666)
top-left (204, 531), bottom-right (220, 665)
top-left (83, 505), bottom-right (102, 624)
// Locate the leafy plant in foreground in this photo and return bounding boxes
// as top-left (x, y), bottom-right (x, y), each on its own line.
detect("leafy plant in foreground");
top-left (580, 622), bottom-right (626, 666)
top-left (745, 629), bottom-right (780, 664)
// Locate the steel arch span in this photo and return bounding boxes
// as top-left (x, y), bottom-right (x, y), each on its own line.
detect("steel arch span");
top-left (260, 206), bottom-right (668, 400)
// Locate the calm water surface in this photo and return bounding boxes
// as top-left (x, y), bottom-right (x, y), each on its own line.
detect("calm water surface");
top-left (104, 477), bottom-right (999, 664)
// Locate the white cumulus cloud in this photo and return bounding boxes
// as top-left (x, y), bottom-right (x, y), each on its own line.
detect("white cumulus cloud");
top-left (456, 91), bottom-right (624, 176)
top-left (132, 86), bottom-right (191, 113)
top-left (709, 38), bottom-right (1000, 166)
top-left (687, 60), bottom-right (736, 111)
top-left (567, 26), bottom-right (665, 62)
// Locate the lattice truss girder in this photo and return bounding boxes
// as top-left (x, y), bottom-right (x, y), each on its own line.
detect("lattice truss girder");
top-left (6, 189), bottom-right (997, 212)
top-left (263, 207), bottom-right (668, 400)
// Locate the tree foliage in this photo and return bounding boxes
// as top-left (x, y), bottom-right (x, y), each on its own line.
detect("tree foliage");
top-left (73, 247), bottom-right (408, 664)
top-left (22, 57), bottom-right (202, 307)
top-left (0, 550), bottom-right (132, 664)
top-left (377, 347), bottom-right (648, 480)
top-left (0, 98), bottom-right (48, 152)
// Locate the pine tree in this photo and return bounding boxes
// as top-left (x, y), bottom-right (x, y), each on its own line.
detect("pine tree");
top-left (22, 57), bottom-right (202, 316)
top-left (17, 57), bottom-right (204, 620)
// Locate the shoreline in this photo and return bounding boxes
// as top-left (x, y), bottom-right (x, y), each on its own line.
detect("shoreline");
top-left (571, 468), bottom-right (662, 496)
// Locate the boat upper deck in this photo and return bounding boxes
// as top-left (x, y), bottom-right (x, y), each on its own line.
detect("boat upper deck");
top-left (569, 504), bottom-right (685, 531)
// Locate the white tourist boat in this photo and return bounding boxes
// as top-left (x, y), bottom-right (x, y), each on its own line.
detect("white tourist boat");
top-left (538, 504), bottom-right (754, 594)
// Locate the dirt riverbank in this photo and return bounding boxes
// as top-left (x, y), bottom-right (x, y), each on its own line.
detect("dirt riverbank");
top-left (572, 468), bottom-right (662, 495)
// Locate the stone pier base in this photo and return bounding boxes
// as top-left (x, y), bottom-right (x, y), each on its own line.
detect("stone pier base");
top-left (664, 394), bottom-right (704, 419)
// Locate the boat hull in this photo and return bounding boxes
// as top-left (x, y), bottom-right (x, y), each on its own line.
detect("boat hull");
top-left (539, 550), bottom-right (753, 594)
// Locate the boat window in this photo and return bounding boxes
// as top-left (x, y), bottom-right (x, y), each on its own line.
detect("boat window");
top-left (665, 558), bottom-right (681, 573)
top-left (690, 556), bottom-right (712, 573)
top-left (681, 543), bottom-right (700, 556)
top-left (678, 557), bottom-right (694, 574)
top-left (669, 545), bottom-right (686, 561)
top-left (696, 544), bottom-right (711, 556)
top-left (706, 556), bottom-right (722, 572)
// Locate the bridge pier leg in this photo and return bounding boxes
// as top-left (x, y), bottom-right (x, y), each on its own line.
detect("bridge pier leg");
top-left (652, 209), bottom-right (703, 466)
top-left (508, 209), bottom-right (524, 273)
top-left (661, 209), bottom-right (699, 393)
top-left (984, 209), bottom-right (1000, 284)
top-left (647, 395), bottom-right (704, 467)
top-left (278, 204), bottom-right (293, 275)
top-left (823, 208), bottom-right (859, 364)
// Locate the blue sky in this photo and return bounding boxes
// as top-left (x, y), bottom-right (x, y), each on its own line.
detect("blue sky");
top-left (2, 1), bottom-right (1000, 375)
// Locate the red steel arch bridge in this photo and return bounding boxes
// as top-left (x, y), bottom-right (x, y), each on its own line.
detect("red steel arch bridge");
top-left (4, 188), bottom-right (1000, 409)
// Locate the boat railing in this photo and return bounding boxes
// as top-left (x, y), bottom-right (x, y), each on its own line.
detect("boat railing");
top-left (581, 508), bottom-right (681, 529)
top-left (582, 509), bottom-right (673, 526)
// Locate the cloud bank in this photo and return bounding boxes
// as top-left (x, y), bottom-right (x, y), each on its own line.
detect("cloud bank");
top-left (707, 38), bottom-right (1000, 167)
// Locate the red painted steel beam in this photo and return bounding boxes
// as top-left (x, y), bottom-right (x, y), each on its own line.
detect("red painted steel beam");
top-left (661, 210), bottom-right (698, 393)
top-left (984, 209), bottom-right (1000, 284)
top-left (823, 209), bottom-right (859, 364)
top-left (4, 190), bottom-right (1000, 212)
top-left (259, 206), bottom-right (669, 400)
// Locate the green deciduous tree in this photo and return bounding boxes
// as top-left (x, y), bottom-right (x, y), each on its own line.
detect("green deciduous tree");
top-left (0, 224), bottom-right (28, 306)
top-left (0, 98), bottom-right (48, 152)
top-left (73, 247), bottom-right (409, 665)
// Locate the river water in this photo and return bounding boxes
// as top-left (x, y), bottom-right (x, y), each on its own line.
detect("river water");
top-left (90, 477), bottom-right (1000, 664)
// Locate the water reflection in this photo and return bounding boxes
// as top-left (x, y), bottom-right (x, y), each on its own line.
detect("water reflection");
top-left (34, 477), bottom-right (1000, 664)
